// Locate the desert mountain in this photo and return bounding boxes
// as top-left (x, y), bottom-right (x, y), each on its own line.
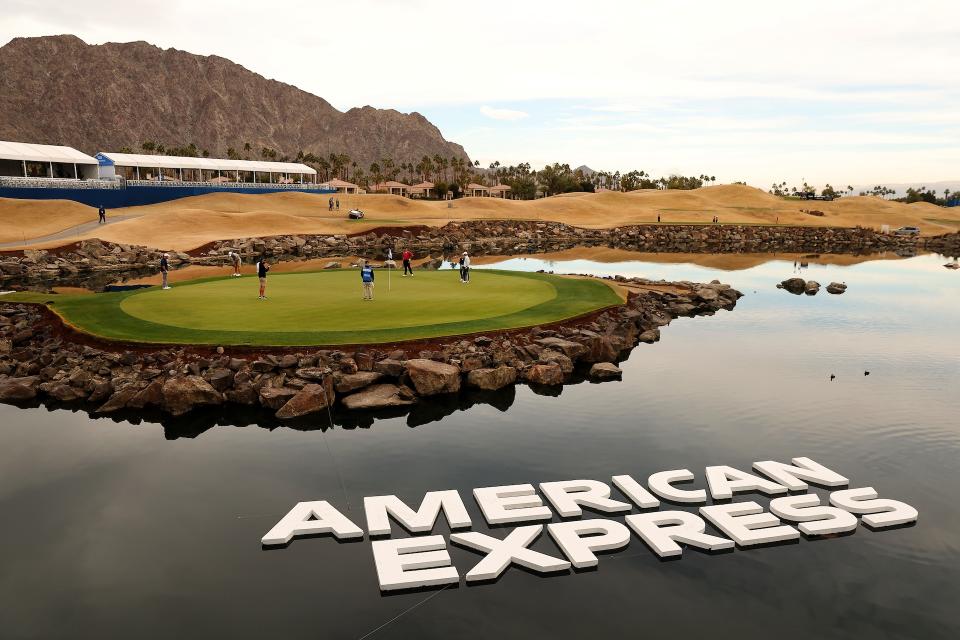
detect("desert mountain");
top-left (0, 35), bottom-right (469, 168)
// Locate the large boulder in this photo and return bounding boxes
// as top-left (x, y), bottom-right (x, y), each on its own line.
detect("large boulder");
top-left (259, 386), bottom-right (298, 410)
top-left (341, 384), bottom-right (417, 410)
top-left (525, 363), bottom-right (564, 386)
top-left (535, 337), bottom-right (587, 360)
top-left (589, 362), bottom-right (622, 380)
top-left (161, 376), bottom-right (223, 416)
top-left (778, 278), bottom-right (806, 295)
top-left (374, 358), bottom-right (407, 378)
top-left (95, 385), bottom-right (140, 414)
top-left (581, 335), bottom-right (620, 363)
top-left (826, 282), bottom-right (847, 294)
top-left (804, 280), bottom-right (821, 295)
top-left (405, 359), bottom-right (461, 396)
top-left (466, 366), bottom-right (517, 391)
top-left (334, 371), bottom-right (382, 394)
top-left (0, 376), bottom-right (38, 402)
top-left (276, 382), bottom-right (335, 419)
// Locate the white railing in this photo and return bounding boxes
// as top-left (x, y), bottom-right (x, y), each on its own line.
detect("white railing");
top-left (0, 176), bottom-right (122, 189)
top-left (124, 179), bottom-right (331, 190)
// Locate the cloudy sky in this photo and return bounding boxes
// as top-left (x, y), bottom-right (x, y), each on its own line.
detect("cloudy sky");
top-left (3, 0), bottom-right (959, 187)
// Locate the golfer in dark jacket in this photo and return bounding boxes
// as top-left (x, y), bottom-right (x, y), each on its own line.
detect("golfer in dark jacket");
top-left (98, 205), bottom-right (106, 224)
top-left (257, 257), bottom-right (270, 299)
top-left (160, 253), bottom-right (170, 289)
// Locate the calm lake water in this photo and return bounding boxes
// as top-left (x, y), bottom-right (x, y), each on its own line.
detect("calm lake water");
top-left (1, 252), bottom-right (958, 639)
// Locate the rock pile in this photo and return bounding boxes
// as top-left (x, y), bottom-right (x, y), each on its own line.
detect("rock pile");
top-left (0, 278), bottom-right (742, 420)
top-left (3, 223), bottom-right (954, 290)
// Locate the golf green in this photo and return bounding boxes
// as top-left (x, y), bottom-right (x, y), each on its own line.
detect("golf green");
top-left (22, 269), bottom-right (623, 346)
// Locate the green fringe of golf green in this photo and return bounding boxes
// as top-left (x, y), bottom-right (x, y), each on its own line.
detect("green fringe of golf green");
top-left (8, 270), bottom-right (623, 347)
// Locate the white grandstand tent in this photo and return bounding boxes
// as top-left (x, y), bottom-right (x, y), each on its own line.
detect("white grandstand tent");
top-left (0, 140), bottom-right (100, 179)
top-left (96, 152), bottom-right (318, 184)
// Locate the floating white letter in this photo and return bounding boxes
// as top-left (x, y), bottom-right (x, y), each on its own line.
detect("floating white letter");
top-left (769, 494), bottom-right (859, 536)
top-left (473, 484), bottom-right (553, 525)
top-left (611, 474), bottom-right (660, 509)
top-left (540, 479), bottom-right (632, 518)
top-left (647, 469), bottom-right (707, 504)
top-left (364, 490), bottom-right (472, 537)
top-left (450, 525), bottom-right (570, 582)
top-left (371, 535), bottom-right (459, 591)
top-left (626, 510), bottom-right (733, 558)
top-left (700, 502), bottom-right (799, 546)
top-left (753, 457), bottom-right (849, 491)
top-left (705, 465), bottom-right (788, 500)
top-left (261, 501), bottom-right (363, 546)
top-left (829, 487), bottom-right (918, 528)
top-left (547, 519), bottom-right (631, 568)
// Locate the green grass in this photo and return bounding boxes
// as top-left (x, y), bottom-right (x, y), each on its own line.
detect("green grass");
top-left (8, 269), bottom-right (621, 346)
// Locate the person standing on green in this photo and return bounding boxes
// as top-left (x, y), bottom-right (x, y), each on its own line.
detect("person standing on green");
top-left (160, 253), bottom-right (170, 290)
top-left (257, 256), bottom-right (270, 300)
top-left (360, 259), bottom-right (375, 300)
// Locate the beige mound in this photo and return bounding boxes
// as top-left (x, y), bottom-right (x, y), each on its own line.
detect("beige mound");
top-left (0, 198), bottom-right (97, 243)
top-left (3, 184), bottom-right (959, 251)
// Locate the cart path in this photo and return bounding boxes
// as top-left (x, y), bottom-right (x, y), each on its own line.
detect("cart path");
top-left (0, 214), bottom-right (142, 250)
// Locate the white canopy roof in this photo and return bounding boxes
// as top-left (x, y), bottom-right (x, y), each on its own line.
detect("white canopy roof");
top-left (0, 140), bottom-right (99, 165)
top-left (98, 152), bottom-right (316, 175)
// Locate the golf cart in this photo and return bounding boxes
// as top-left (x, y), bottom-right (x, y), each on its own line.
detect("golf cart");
top-left (348, 208), bottom-right (364, 219)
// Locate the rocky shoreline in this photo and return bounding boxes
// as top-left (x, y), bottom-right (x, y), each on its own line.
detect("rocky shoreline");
top-left (3, 221), bottom-right (958, 290)
top-left (0, 277), bottom-right (742, 423)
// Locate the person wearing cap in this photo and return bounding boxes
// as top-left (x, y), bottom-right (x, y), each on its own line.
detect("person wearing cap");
top-left (160, 253), bottom-right (170, 289)
top-left (459, 251), bottom-right (471, 283)
top-left (229, 250), bottom-right (242, 277)
top-left (360, 259), bottom-right (375, 300)
top-left (256, 256), bottom-right (270, 299)
top-left (402, 248), bottom-right (413, 276)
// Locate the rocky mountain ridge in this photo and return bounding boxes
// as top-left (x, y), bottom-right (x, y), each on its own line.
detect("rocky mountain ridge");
top-left (0, 35), bottom-right (469, 167)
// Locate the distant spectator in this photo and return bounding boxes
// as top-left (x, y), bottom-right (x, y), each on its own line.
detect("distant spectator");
top-left (160, 253), bottom-right (170, 290)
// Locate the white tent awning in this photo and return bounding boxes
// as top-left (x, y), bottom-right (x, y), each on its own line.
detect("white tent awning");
top-left (97, 152), bottom-right (317, 175)
top-left (0, 140), bottom-right (99, 165)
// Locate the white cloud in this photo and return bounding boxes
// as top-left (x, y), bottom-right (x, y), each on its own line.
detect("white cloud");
top-left (480, 106), bottom-right (529, 121)
top-left (1, 0), bottom-right (959, 184)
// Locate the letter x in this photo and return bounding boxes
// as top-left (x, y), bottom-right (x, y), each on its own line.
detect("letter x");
top-left (450, 525), bottom-right (571, 582)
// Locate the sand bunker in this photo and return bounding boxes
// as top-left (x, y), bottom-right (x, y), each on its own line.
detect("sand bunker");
top-left (3, 184), bottom-right (958, 251)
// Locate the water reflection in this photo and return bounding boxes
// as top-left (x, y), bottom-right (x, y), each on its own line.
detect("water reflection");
top-left (0, 252), bottom-right (957, 639)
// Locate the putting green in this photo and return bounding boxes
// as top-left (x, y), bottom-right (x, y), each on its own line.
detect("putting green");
top-left (19, 269), bottom-right (622, 346)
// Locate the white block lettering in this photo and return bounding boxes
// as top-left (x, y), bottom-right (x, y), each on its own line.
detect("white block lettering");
top-left (769, 494), bottom-right (859, 536)
top-left (648, 469), bottom-right (707, 503)
top-left (540, 479), bottom-right (632, 517)
top-left (705, 465), bottom-right (788, 500)
top-left (626, 510), bottom-right (733, 557)
top-left (371, 535), bottom-right (459, 591)
top-left (473, 484), bottom-right (553, 525)
top-left (700, 502), bottom-right (799, 546)
top-left (753, 457), bottom-right (849, 491)
top-left (450, 525), bottom-right (570, 581)
top-left (261, 501), bottom-right (364, 545)
top-left (829, 487), bottom-right (918, 528)
top-left (364, 490), bottom-right (472, 537)
top-left (547, 519), bottom-right (631, 568)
